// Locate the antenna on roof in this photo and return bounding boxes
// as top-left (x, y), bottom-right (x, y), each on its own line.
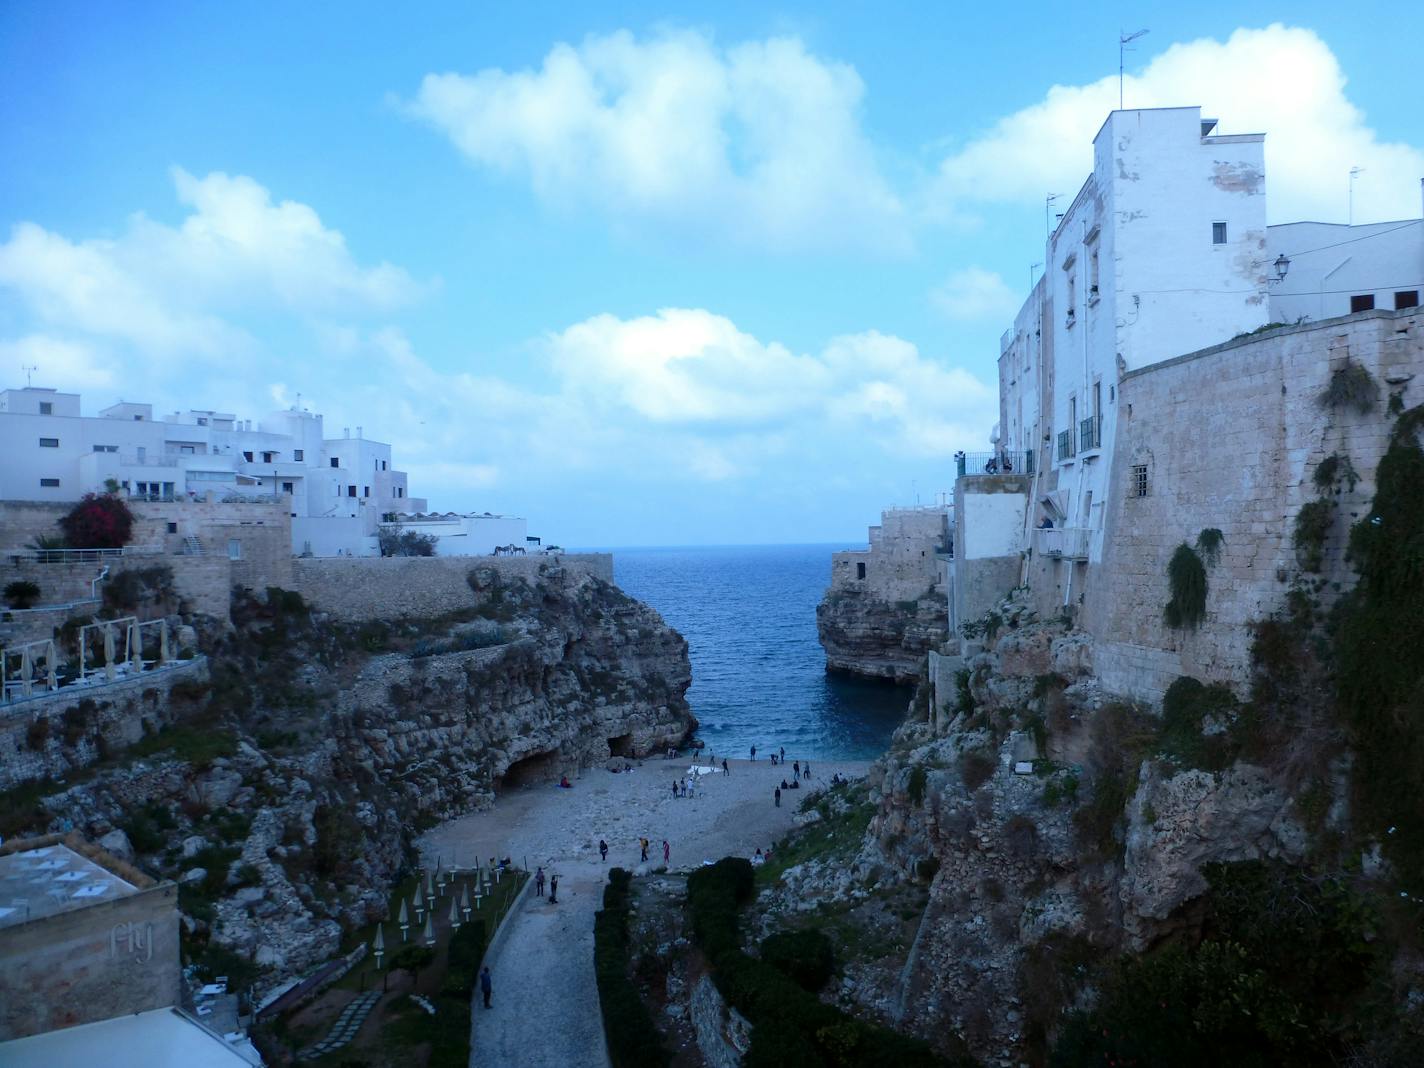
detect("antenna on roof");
top-left (1349, 166), bottom-right (1365, 225)
top-left (22, 365), bottom-right (37, 387)
top-left (1045, 194), bottom-right (1061, 239)
top-left (1119, 29), bottom-right (1149, 110)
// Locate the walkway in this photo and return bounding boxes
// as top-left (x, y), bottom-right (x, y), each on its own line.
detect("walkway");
top-left (296, 989), bottom-right (381, 1061)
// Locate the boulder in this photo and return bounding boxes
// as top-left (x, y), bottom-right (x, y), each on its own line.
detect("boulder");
top-left (98, 828), bottom-right (134, 862)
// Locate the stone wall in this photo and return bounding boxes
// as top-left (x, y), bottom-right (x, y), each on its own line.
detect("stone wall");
top-left (0, 658), bottom-right (209, 791)
top-left (1083, 308), bottom-right (1422, 700)
top-left (0, 877), bottom-right (181, 1040)
top-left (293, 553), bottom-right (615, 621)
top-left (952, 474), bottom-right (1029, 633)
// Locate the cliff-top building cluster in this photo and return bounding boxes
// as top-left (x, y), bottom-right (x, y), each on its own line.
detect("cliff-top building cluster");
top-left (943, 104), bottom-right (1422, 702)
top-left (0, 390), bottom-right (532, 558)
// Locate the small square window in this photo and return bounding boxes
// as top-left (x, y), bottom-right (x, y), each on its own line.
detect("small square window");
top-left (1350, 294), bottom-right (1376, 313)
top-left (348, 485), bottom-right (357, 497)
top-left (281, 481), bottom-right (294, 494)
top-left (166, 522), bottom-right (178, 534)
top-left (39, 401), bottom-right (52, 415)
top-left (294, 449), bottom-right (304, 461)
top-left (1395, 290), bottom-right (1420, 310)
top-left (262, 451), bottom-right (275, 463)
top-left (227, 538), bottom-right (242, 560)
top-left (197, 417), bottom-right (207, 426)
top-left (1131, 464), bottom-right (1149, 498)
top-left (330, 457), bottom-right (340, 468)
top-left (242, 450), bottom-right (254, 462)
top-left (39, 437), bottom-right (59, 447)
top-left (1212, 222), bottom-right (1227, 244)
top-left (40, 477), bottom-right (60, 487)
top-left (363, 486), bottom-right (370, 498)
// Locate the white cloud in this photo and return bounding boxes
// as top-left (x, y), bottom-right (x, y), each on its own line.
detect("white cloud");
top-left (0, 169), bottom-right (423, 359)
top-left (932, 24), bottom-right (1424, 225)
top-left (930, 267), bottom-right (1022, 321)
top-left (405, 29), bottom-right (909, 253)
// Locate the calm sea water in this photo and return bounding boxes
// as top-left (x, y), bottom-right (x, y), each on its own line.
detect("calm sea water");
top-left (600, 544), bottom-right (911, 761)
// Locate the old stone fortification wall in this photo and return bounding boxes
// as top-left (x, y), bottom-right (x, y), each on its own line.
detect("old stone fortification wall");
top-left (1084, 308), bottom-right (1422, 701)
top-left (0, 552), bottom-right (232, 622)
top-left (293, 553), bottom-right (614, 621)
top-left (829, 508), bottom-right (948, 603)
top-left (0, 658), bottom-right (209, 791)
top-left (0, 878), bottom-right (181, 1039)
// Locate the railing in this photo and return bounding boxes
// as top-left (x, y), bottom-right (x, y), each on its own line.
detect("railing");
top-left (1024, 449), bottom-right (1036, 476)
top-left (1056, 428), bottom-right (1077, 461)
top-left (1034, 526), bottom-right (1091, 559)
top-left (1079, 414), bottom-right (1102, 452)
top-left (2, 545), bottom-right (163, 564)
top-left (955, 452), bottom-right (1020, 477)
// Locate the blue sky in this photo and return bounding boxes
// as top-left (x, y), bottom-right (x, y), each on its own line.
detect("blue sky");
top-left (2, 2), bottom-right (1421, 546)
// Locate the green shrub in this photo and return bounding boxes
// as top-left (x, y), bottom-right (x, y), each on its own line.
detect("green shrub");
top-left (1163, 543), bottom-right (1208, 629)
top-left (1313, 452), bottom-right (1360, 493)
top-left (1158, 676), bottom-right (1238, 771)
top-left (3, 580), bottom-right (41, 609)
top-left (24, 716), bottom-right (50, 750)
top-left (1195, 527), bottom-right (1225, 566)
top-left (954, 669), bottom-right (976, 718)
top-left (761, 929), bottom-right (836, 992)
top-left (1293, 499), bottom-right (1335, 572)
top-left (441, 918), bottom-right (488, 997)
top-left (958, 749), bottom-right (996, 790)
top-left (1318, 359), bottom-right (1379, 414)
top-left (595, 868), bottom-right (672, 1068)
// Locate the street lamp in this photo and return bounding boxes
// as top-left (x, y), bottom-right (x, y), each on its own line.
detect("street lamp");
top-left (1272, 253), bottom-right (1291, 284)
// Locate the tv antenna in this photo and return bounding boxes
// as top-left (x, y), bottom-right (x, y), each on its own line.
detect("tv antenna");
top-left (22, 364), bottom-right (38, 387)
top-left (1349, 166), bottom-right (1365, 225)
top-left (1030, 262), bottom-right (1042, 289)
top-left (1045, 193), bottom-right (1062, 239)
top-left (1119, 29), bottom-right (1149, 110)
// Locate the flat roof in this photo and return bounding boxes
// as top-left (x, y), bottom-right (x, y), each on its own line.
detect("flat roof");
top-left (0, 843), bottom-right (138, 928)
top-left (0, 1007), bottom-right (262, 1067)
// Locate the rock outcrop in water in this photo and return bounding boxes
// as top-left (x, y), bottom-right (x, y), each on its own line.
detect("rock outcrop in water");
top-left (817, 506), bottom-right (951, 683)
top-left (3, 563), bottom-right (693, 980)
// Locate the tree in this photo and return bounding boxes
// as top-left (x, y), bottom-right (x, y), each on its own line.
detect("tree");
top-left (377, 524), bottom-right (438, 557)
top-left (3, 581), bottom-right (41, 609)
top-left (58, 492), bottom-right (134, 549)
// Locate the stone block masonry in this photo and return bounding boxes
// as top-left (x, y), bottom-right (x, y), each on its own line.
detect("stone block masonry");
top-left (293, 553), bottom-right (614, 622)
top-left (1082, 308), bottom-right (1422, 700)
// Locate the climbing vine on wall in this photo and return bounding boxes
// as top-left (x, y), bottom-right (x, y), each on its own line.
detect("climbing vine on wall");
top-left (1163, 543), bottom-right (1208, 629)
top-left (1293, 500), bottom-right (1335, 572)
top-left (1312, 453), bottom-right (1360, 493)
top-left (1317, 359), bottom-right (1380, 414)
top-left (1195, 528), bottom-right (1225, 567)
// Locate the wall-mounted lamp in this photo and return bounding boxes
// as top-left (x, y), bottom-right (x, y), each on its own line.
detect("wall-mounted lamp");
top-left (1272, 253), bottom-right (1291, 283)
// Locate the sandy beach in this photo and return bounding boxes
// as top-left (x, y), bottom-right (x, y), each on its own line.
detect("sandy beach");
top-left (417, 753), bottom-right (870, 1068)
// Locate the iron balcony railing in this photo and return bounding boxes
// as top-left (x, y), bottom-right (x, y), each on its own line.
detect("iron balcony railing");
top-left (1079, 414), bottom-right (1102, 452)
top-left (1034, 526), bottom-right (1091, 559)
top-left (1024, 449), bottom-right (1036, 476)
top-left (1056, 428), bottom-right (1076, 462)
top-left (956, 452), bottom-right (1020, 477)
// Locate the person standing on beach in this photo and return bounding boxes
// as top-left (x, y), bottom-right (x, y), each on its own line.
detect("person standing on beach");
top-left (804, 762), bottom-right (812, 779)
top-left (599, 839), bottom-right (608, 862)
top-left (722, 759), bottom-right (729, 776)
top-left (662, 839), bottom-right (670, 864)
top-left (549, 874), bottom-right (559, 903)
top-left (793, 760), bottom-right (800, 779)
top-left (672, 780), bottom-right (679, 800)
top-left (535, 866), bottom-right (545, 897)
top-left (775, 787), bottom-right (781, 807)
top-left (779, 746), bottom-right (785, 763)
top-left (480, 966), bottom-right (493, 1008)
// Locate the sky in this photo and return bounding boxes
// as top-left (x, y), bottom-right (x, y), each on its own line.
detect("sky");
top-left (2, 2), bottom-right (1421, 547)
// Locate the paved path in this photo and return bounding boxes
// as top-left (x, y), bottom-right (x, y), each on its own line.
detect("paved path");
top-left (417, 756), bottom-right (868, 1068)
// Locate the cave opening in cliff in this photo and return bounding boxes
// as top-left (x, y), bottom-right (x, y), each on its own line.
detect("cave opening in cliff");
top-left (498, 749), bottom-right (561, 791)
top-left (607, 733), bottom-right (635, 758)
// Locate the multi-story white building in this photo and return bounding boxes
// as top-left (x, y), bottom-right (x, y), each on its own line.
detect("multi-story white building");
top-left (0, 388), bottom-right (531, 558)
top-left (1268, 214), bottom-right (1423, 324)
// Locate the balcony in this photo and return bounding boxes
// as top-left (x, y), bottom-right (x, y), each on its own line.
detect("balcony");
top-left (956, 452), bottom-right (1020, 477)
top-left (1034, 526), bottom-right (1091, 560)
top-left (1079, 414), bottom-right (1102, 452)
top-left (1056, 428), bottom-right (1077, 462)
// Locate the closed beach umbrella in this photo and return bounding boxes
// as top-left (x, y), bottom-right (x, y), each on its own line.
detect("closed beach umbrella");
top-left (372, 924), bottom-right (385, 968)
top-left (448, 896), bottom-right (460, 930)
top-left (422, 912), bottom-right (435, 946)
top-left (460, 885), bottom-right (471, 920)
top-left (130, 621), bottom-right (143, 669)
top-left (159, 621), bottom-right (171, 663)
top-left (398, 898), bottom-right (410, 941)
top-left (103, 625), bottom-right (116, 680)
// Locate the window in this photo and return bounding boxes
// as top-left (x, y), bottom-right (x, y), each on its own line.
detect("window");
top-left (197, 417), bottom-right (208, 426)
top-left (1212, 221), bottom-right (1227, 244)
top-left (347, 485), bottom-right (357, 497)
top-left (1396, 290), bottom-right (1420, 310)
top-left (133, 414), bottom-right (143, 421)
top-left (40, 477), bottom-right (60, 487)
top-left (39, 437), bottom-right (58, 447)
top-left (381, 460), bottom-right (388, 471)
top-left (294, 449), bottom-right (304, 461)
top-left (166, 522), bottom-right (178, 534)
top-left (1089, 248), bottom-right (1100, 299)
top-left (242, 450), bottom-right (254, 462)
top-left (39, 401), bottom-right (52, 415)
top-left (1131, 464), bottom-right (1149, 498)
top-left (1350, 294), bottom-right (1376, 313)
top-left (281, 481), bottom-right (295, 494)
top-left (330, 457), bottom-right (340, 468)
top-left (227, 539), bottom-right (242, 560)
top-left (92, 444), bottom-right (117, 453)
top-left (856, 562), bottom-right (866, 580)
top-left (180, 445), bottom-right (195, 455)
top-left (397, 487), bottom-right (403, 498)
top-left (363, 486), bottom-right (370, 498)
top-left (262, 451), bottom-right (275, 463)
top-left (1066, 274), bottom-right (1077, 324)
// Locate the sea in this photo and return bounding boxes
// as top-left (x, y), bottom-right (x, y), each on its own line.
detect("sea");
top-left (599, 544), bottom-right (912, 762)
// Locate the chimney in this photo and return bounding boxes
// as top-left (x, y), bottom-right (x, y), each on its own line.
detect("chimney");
top-left (343, 427), bottom-right (350, 439)
top-left (356, 426), bottom-right (363, 438)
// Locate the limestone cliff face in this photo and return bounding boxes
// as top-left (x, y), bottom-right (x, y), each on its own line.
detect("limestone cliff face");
top-left (17, 564), bottom-right (693, 979)
top-left (816, 586), bottom-right (948, 682)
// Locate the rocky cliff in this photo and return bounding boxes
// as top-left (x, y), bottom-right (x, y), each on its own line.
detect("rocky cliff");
top-left (816, 586), bottom-right (948, 683)
top-left (2, 562), bottom-right (693, 981)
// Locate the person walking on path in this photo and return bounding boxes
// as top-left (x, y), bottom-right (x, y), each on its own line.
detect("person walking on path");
top-left (640, 838), bottom-right (649, 863)
top-left (804, 762), bottom-right (812, 779)
top-left (672, 780), bottom-right (679, 800)
top-left (535, 866), bottom-right (545, 897)
top-left (548, 874), bottom-right (559, 903)
top-left (722, 759), bottom-right (729, 776)
top-left (793, 760), bottom-right (800, 779)
top-left (774, 787), bottom-right (781, 808)
top-left (599, 839), bottom-right (608, 862)
top-left (662, 839), bottom-right (670, 864)
top-left (480, 966), bottom-right (493, 1009)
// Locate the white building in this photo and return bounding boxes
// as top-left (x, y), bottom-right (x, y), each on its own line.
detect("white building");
top-left (0, 388), bottom-right (530, 558)
top-left (1268, 214), bottom-right (1423, 324)
top-left (391, 511), bottom-right (534, 556)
